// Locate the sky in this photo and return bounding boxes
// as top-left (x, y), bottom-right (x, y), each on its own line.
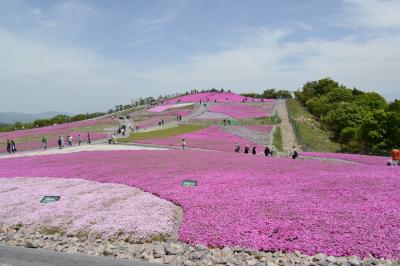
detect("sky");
top-left (0, 0), bottom-right (399, 113)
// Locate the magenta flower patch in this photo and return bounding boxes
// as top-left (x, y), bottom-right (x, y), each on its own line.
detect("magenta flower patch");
top-left (208, 104), bottom-right (271, 119)
top-left (0, 150), bottom-right (399, 258)
top-left (164, 92), bottom-right (274, 104)
top-left (135, 126), bottom-right (263, 152)
top-left (0, 119), bottom-right (115, 152)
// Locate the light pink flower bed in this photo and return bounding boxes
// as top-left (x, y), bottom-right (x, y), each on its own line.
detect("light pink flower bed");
top-left (243, 125), bottom-right (274, 133)
top-left (302, 152), bottom-right (390, 166)
top-left (148, 103), bottom-right (194, 113)
top-left (0, 177), bottom-right (177, 239)
top-left (0, 119), bottom-right (115, 152)
top-left (136, 126), bottom-right (263, 152)
top-left (1, 150), bottom-right (399, 258)
top-left (208, 104), bottom-right (270, 119)
top-left (165, 92), bottom-right (274, 104)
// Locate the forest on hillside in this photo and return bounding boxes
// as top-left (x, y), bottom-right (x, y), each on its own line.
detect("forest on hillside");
top-left (295, 78), bottom-right (400, 154)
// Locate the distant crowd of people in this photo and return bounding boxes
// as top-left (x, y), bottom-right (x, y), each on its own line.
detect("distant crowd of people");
top-left (234, 142), bottom-right (278, 157)
top-left (56, 133), bottom-right (91, 149)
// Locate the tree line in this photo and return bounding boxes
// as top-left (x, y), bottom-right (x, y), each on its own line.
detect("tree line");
top-left (242, 89), bottom-right (293, 99)
top-left (0, 112), bottom-right (105, 133)
top-left (295, 78), bottom-right (400, 154)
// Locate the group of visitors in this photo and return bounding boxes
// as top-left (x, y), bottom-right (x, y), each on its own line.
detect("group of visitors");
top-left (118, 125), bottom-right (127, 136)
top-left (55, 133), bottom-right (88, 149)
top-left (223, 119), bottom-right (231, 126)
top-left (234, 143), bottom-right (277, 157)
top-left (159, 120), bottom-right (165, 126)
top-left (6, 139), bottom-right (17, 153)
top-left (391, 146), bottom-right (400, 166)
top-left (176, 115), bottom-right (183, 122)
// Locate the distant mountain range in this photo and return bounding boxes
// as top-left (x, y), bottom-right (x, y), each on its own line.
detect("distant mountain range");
top-left (0, 111), bottom-right (67, 124)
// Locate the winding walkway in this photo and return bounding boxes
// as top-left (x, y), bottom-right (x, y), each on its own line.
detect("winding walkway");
top-left (275, 100), bottom-right (298, 153)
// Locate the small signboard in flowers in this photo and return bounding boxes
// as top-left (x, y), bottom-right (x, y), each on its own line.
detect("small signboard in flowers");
top-left (40, 196), bottom-right (60, 204)
top-left (181, 180), bottom-right (197, 187)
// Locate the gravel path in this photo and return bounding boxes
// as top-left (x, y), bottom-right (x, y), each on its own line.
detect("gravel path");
top-left (222, 125), bottom-right (271, 144)
top-left (275, 100), bottom-right (298, 152)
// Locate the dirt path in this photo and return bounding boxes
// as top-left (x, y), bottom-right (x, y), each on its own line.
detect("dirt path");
top-left (275, 100), bottom-right (298, 153)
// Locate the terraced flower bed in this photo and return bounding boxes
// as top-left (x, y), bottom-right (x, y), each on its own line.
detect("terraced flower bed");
top-left (165, 92), bottom-right (273, 104)
top-left (135, 125), bottom-right (263, 152)
top-left (0, 150), bottom-right (399, 258)
top-left (0, 118), bottom-right (116, 152)
top-left (208, 104), bottom-right (271, 119)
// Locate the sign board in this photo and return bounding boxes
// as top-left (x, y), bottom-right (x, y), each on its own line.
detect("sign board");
top-left (40, 196), bottom-right (60, 204)
top-left (181, 180), bottom-right (197, 187)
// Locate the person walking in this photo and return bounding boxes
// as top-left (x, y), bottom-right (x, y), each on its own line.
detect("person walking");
top-left (87, 133), bottom-right (91, 144)
top-left (112, 133), bottom-right (117, 144)
top-left (77, 134), bottom-right (82, 146)
top-left (60, 136), bottom-right (64, 148)
top-left (107, 134), bottom-right (112, 144)
top-left (234, 142), bottom-right (240, 153)
top-left (290, 146), bottom-right (298, 159)
top-left (252, 146), bottom-right (257, 155)
top-left (264, 146), bottom-right (271, 157)
top-left (182, 139), bottom-right (187, 150)
top-left (57, 136), bottom-right (62, 149)
top-left (6, 139), bottom-right (11, 154)
top-left (11, 140), bottom-right (17, 153)
top-left (42, 137), bottom-right (47, 149)
top-left (244, 145), bottom-right (250, 154)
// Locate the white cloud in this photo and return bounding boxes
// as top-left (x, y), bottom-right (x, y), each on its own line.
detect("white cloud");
top-left (1, 1), bottom-right (400, 113)
top-left (341, 0), bottom-right (400, 29)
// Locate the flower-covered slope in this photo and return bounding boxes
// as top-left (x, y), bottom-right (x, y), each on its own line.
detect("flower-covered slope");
top-left (0, 177), bottom-right (178, 240)
top-left (164, 92), bottom-right (274, 104)
top-left (208, 104), bottom-right (271, 119)
top-left (0, 118), bottom-right (116, 152)
top-left (135, 126), bottom-right (263, 152)
top-left (302, 151), bottom-right (390, 165)
top-left (0, 150), bottom-right (399, 258)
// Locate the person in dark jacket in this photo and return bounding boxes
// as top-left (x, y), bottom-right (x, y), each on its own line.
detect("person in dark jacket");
top-left (252, 146), bottom-right (256, 155)
top-left (244, 145), bottom-right (250, 154)
top-left (11, 140), bottom-right (17, 153)
top-left (6, 139), bottom-right (11, 154)
top-left (264, 146), bottom-right (271, 157)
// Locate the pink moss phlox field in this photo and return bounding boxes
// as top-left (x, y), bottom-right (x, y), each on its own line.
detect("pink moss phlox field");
top-left (0, 177), bottom-right (176, 239)
top-left (0, 119), bottom-right (114, 152)
top-left (208, 104), bottom-right (270, 119)
top-left (242, 125), bottom-right (274, 133)
top-left (0, 150), bottom-right (399, 258)
top-left (165, 92), bottom-right (274, 104)
top-left (302, 151), bottom-right (390, 166)
top-left (136, 126), bottom-right (263, 152)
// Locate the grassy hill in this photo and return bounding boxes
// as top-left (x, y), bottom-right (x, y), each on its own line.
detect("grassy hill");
top-left (286, 99), bottom-right (340, 152)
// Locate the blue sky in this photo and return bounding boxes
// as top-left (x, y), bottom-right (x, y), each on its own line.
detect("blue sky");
top-left (0, 0), bottom-right (399, 113)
